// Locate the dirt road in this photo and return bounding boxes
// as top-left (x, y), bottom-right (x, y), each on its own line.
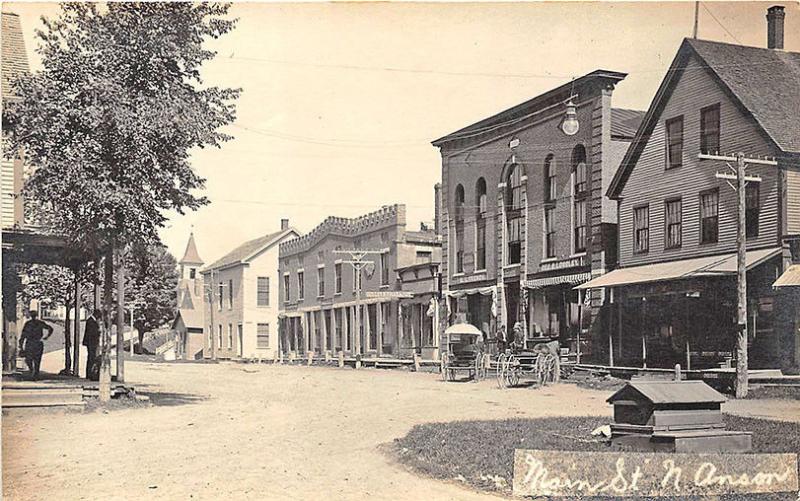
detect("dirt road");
top-left (4, 361), bottom-right (799, 500)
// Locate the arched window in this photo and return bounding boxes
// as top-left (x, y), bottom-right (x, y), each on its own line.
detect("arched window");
top-left (475, 178), bottom-right (487, 270)
top-left (544, 154), bottom-right (557, 202)
top-left (505, 165), bottom-right (522, 265)
top-left (572, 145), bottom-right (588, 253)
top-left (454, 184), bottom-right (465, 273)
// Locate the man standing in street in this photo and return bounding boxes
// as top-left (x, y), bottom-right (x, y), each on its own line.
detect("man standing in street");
top-left (19, 310), bottom-right (53, 380)
top-left (83, 309), bottom-right (101, 380)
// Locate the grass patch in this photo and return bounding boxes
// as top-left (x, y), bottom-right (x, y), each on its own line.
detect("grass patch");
top-left (392, 415), bottom-right (800, 500)
top-left (747, 385), bottom-right (800, 400)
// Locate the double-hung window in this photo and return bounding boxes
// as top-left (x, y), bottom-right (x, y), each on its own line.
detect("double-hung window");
top-left (746, 183), bottom-right (760, 239)
top-left (665, 116), bottom-right (684, 169)
top-left (317, 267), bottom-right (325, 297)
top-left (700, 189), bottom-right (719, 244)
top-left (475, 178), bottom-right (487, 270)
top-left (454, 185), bottom-right (465, 273)
top-left (544, 207), bottom-right (556, 258)
top-left (700, 104), bottom-right (720, 155)
top-left (257, 277), bottom-right (269, 306)
top-left (506, 164), bottom-right (522, 264)
top-left (664, 198), bottom-right (682, 249)
top-left (572, 146), bottom-right (588, 252)
top-left (297, 271), bottom-right (304, 300)
top-left (633, 205), bottom-right (650, 253)
top-left (334, 263), bottom-right (342, 293)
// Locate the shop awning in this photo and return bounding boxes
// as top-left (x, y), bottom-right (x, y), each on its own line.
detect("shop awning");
top-left (576, 247), bottom-right (782, 290)
top-left (524, 272), bottom-right (592, 290)
top-left (445, 286), bottom-right (495, 298)
top-left (774, 265), bottom-right (800, 287)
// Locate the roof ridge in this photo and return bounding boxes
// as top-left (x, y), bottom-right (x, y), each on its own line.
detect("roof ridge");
top-left (688, 36), bottom-right (800, 56)
top-left (204, 227), bottom-right (295, 271)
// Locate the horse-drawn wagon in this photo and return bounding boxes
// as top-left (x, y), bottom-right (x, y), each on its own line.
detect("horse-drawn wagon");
top-left (496, 340), bottom-right (559, 389)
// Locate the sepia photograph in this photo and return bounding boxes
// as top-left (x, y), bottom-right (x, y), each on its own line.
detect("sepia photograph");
top-left (2, 1), bottom-right (800, 499)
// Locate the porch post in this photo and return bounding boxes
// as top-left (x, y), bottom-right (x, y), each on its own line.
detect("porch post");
top-left (303, 312), bottom-right (310, 354)
top-left (321, 309), bottom-right (328, 354)
top-left (331, 307), bottom-right (338, 352)
top-left (376, 301), bottom-right (383, 356)
top-left (364, 304), bottom-right (371, 352)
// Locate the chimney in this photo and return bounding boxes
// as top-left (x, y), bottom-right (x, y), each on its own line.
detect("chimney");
top-left (434, 183), bottom-right (442, 236)
top-left (767, 5), bottom-right (785, 50)
top-left (281, 218), bottom-right (289, 230)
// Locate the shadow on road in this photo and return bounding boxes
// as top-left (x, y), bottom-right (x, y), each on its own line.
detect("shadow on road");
top-left (136, 390), bottom-right (207, 407)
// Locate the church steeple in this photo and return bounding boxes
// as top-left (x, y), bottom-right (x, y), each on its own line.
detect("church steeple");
top-left (180, 232), bottom-right (204, 266)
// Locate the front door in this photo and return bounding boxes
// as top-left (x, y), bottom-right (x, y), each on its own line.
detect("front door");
top-left (237, 323), bottom-right (243, 357)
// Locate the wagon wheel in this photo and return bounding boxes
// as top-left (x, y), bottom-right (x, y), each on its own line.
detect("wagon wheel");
top-left (440, 352), bottom-right (448, 381)
top-left (506, 355), bottom-right (520, 387)
top-left (542, 354), bottom-right (557, 385)
top-left (497, 353), bottom-right (506, 390)
top-left (471, 353), bottom-right (480, 381)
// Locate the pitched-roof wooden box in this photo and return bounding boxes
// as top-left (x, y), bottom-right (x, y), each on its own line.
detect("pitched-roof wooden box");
top-left (607, 381), bottom-right (751, 452)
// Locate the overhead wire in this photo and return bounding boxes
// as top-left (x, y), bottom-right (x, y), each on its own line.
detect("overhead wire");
top-left (700, 2), bottom-right (744, 45)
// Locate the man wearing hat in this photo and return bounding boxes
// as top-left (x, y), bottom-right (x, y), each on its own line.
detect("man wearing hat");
top-left (19, 310), bottom-right (53, 380)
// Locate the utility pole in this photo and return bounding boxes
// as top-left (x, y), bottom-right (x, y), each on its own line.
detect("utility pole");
top-left (333, 249), bottom-right (381, 354)
top-left (700, 151), bottom-right (777, 398)
top-left (206, 269), bottom-right (217, 360)
top-left (693, 1), bottom-right (699, 39)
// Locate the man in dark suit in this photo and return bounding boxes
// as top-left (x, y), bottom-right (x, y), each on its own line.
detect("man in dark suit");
top-left (19, 310), bottom-right (53, 380)
top-left (83, 309), bottom-right (101, 379)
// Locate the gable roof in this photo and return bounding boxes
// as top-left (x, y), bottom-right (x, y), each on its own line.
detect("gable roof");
top-left (607, 380), bottom-right (726, 405)
top-left (173, 307), bottom-right (204, 330)
top-left (608, 38), bottom-right (800, 199)
top-left (431, 69), bottom-right (628, 148)
top-left (204, 228), bottom-right (298, 272)
top-left (180, 233), bottom-right (204, 265)
top-left (610, 108), bottom-right (645, 139)
top-left (1, 12), bottom-right (30, 100)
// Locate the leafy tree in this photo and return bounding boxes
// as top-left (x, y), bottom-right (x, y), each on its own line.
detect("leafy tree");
top-left (3, 2), bottom-right (239, 254)
top-left (123, 243), bottom-right (179, 350)
top-left (19, 264), bottom-right (74, 313)
top-left (2, 3), bottom-right (238, 390)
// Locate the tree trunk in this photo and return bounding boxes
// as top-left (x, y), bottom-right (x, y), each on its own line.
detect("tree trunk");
top-left (116, 246), bottom-right (125, 382)
top-left (99, 249), bottom-right (114, 402)
top-left (63, 303), bottom-right (72, 374)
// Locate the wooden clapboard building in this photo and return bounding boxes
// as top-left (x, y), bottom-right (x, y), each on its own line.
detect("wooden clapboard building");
top-left (581, 8), bottom-right (800, 370)
top-left (433, 70), bottom-right (643, 361)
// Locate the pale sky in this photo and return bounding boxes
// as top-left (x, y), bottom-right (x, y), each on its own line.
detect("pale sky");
top-left (5, 2), bottom-right (800, 266)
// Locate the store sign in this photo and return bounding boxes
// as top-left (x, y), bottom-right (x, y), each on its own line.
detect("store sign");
top-left (513, 450), bottom-right (797, 498)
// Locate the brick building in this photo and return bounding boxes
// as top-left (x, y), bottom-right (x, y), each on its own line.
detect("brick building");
top-left (201, 221), bottom-right (299, 360)
top-left (433, 70), bottom-right (643, 360)
top-left (278, 204), bottom-right (442, 360)
top-left (582, 8), bottom-right (800, 369)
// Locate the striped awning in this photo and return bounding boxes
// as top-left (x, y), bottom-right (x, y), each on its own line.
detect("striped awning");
top-left (524, 272), bottom-right (592, 290)
top-left (774, 265), bottom-right (800, 287)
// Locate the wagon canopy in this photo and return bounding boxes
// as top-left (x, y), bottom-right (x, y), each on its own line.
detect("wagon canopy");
top-left (444, 323), bottom-right (482, 336)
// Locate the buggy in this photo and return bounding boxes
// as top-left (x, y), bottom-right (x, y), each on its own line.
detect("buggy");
top-left (440, 323), bottom-right (485, 382)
